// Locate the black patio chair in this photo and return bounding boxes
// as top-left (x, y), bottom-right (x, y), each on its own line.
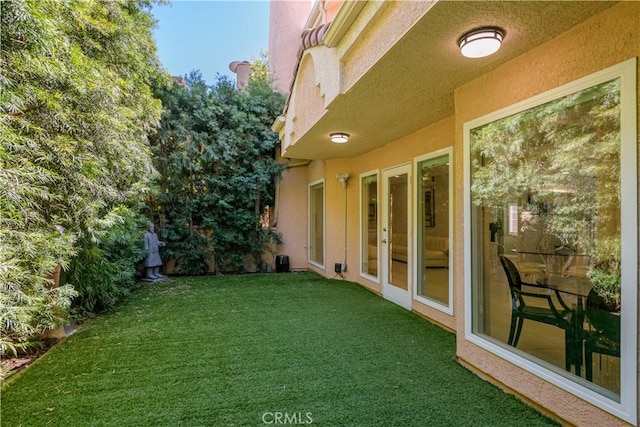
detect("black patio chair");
top-left (584, 289), bottom-right (620, 382)
top-left (499, 255), bottom-right (576, 371)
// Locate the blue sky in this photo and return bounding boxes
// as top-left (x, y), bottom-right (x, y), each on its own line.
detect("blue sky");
top-left (152, 1), bottom-right (270, 84)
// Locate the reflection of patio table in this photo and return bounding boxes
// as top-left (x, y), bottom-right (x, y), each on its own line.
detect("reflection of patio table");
top-left (516, 250), bottom-right (590, 276)
top-left (537, 274), bottom-right (592, 305)
top-left (536, 274), bottom-right (592, 377)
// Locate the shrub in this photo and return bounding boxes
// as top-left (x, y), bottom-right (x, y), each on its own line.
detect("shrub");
top-left (1, 0), bottom-right (164, 354)
top-left (66, 206), bottom-right (148, 318)
top-left (0, 228), bottom-right (77, 357)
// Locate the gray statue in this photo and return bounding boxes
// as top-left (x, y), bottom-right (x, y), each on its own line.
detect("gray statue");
top-left (143, 222), bottom-right (166, 280)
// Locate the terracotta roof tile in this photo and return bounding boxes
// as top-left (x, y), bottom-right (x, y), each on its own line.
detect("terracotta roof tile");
top-left (283, 21), bottom-right (333, 115)
top-left (302, 22), bottom-right (331, 50)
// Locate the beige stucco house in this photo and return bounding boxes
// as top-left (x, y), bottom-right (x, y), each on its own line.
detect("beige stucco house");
top-left (268, 1), bottom-right (639, 425)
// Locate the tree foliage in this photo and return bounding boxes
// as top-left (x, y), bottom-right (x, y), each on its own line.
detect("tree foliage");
top-left (1, 0), bottom-right (165, 355)
top-left (471, 80), bottom-right (620, 236)
top-left (66, 205), bottom-right (149, 318)
top-left (149, 65), bottom-right (285, 274)
top-left (470, 79), bottom-right (622, 303)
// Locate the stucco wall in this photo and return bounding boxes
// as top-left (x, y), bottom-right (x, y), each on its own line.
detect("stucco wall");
top-left (274, 162), bottom-right (310, 271)
top-left (268, 0), bottom-right (312, 94)
top-left (314, 116), bottom-right (456, 329)
top-left (282, 114), bottom-right (455, 299)
top-left (453, 3), bottom-right (639, 425)
top-left (340, 1), bottom-right (434, 93)
top-left (287, 53), bottom-right (327, 145)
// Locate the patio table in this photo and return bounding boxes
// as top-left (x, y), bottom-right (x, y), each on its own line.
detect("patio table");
top-left (536, 274), bottom-right (593, 377)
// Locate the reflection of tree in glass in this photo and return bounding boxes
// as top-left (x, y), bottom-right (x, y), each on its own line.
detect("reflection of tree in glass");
top-left (471, 79), bottom-right (621, 303)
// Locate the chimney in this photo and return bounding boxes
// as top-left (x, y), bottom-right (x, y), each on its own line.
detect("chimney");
top-left (229, 60), bottom-right (251, 90)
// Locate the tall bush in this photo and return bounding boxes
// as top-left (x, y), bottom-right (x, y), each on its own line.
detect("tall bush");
top-left (0, 228), bottom-right (77, 356)
top-left (149, 66), bottom-right (285, 274)
top-left (1, 0), bottom-right (165, 354)
top-left (66, 206), bottom-right (148, 318)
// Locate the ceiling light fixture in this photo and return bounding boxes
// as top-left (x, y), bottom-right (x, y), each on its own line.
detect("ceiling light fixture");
top-left (458, 27), bottom-right (504, 58)
top-left (330, 132), bottom-right (350, 144)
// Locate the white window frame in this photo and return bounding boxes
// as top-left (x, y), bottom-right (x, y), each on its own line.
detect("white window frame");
top-left (463, 58), bottom-right (637, 424)
top-left (508, 203), bottom-right (518, 236)
top-left (359, 170), bottom-right (380, 283)
top-left (413, 147), bottom-right (454, 315)
top-left (308, 179), bottom-right (325, 269)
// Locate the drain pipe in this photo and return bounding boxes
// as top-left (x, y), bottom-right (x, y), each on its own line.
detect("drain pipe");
top-left (337, 173), bottom-right (350, 274)
top-left (270, 159), bottom-right (311, 228)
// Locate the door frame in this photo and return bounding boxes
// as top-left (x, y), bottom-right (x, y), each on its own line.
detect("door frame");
top-left (381, 164), bottom-right (412, 309)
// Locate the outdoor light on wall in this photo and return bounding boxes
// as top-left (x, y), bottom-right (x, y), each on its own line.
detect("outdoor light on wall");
top-left (336, 173), bottom-right (350, 188)
top-left (330, 132), bottom-right (350, 143)
top-left (458, 27), bottom-right (504, 58)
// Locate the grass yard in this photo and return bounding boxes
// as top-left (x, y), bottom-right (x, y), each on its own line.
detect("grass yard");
top-left (1, 273), bottom-right (558, 426)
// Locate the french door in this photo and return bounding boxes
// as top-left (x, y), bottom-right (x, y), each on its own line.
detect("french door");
top-left (381, 164), bottom-right (412, 309)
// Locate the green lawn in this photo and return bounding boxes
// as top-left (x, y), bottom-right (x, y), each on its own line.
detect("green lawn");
top-left (1, 273), bottom-right (558, 426)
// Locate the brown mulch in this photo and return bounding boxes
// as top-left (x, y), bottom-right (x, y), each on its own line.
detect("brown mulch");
top-left (2, 325), bottom-right (78, 381)
top-left (2, 352), bottom-right (44, 377)
top-left (1, 346), bottom-right (52, 382)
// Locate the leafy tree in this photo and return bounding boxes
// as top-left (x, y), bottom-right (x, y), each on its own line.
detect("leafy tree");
top-left (1, 0), bottom-right (165, 355)
top-left (148, 72), bottom-right (214, 274)
top-left (149, 63), bottom-right (285, 274)
top-left (248, 51), bottom-right (270, 87)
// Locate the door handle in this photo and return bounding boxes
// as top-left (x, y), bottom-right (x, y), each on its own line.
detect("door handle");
top-left (382, 239), bottom-right (387, 244)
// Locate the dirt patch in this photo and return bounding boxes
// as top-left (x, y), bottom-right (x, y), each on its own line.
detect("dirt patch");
top-left (2, 325), bottom-right (78, 382)
top-left (2, 353), bottom-right (41, 376)
top-left (1, 346), bottom-right (51, 381)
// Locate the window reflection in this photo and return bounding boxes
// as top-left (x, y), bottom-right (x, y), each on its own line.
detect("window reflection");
top-left (470, 79), bottom-right (622, 399)
top-left (309, 182), bottom-right (324, 266)
top-left (387, 174), bottom-right (408, 290)
top-left (417, 154), bottom-right (450, 306)
top-left (361, 174), bottom-right (378, 278)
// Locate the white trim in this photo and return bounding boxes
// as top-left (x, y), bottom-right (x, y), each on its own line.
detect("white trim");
top-left (308, 179), bottom-right (325, 270)
top-left (617, 56), bottom-right (638, 425)
top-left (508, 203), bottom-right (518, 236)
top-left (359, 169), bottom-right (380, 284)
top-left (303, 0), bottom-right (323, 30)
top-left (323, 0), bottom-right (368, 48)
top-left (463, 58), bottom-right (637, 424)
top-left (413, 147), bottom-right (454, 316)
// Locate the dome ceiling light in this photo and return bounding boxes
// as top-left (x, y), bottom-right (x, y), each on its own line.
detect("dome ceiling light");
top-left (458, 27), bottom-right (505, 58)
top-left (330, 132), bottom-right (350, 144)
